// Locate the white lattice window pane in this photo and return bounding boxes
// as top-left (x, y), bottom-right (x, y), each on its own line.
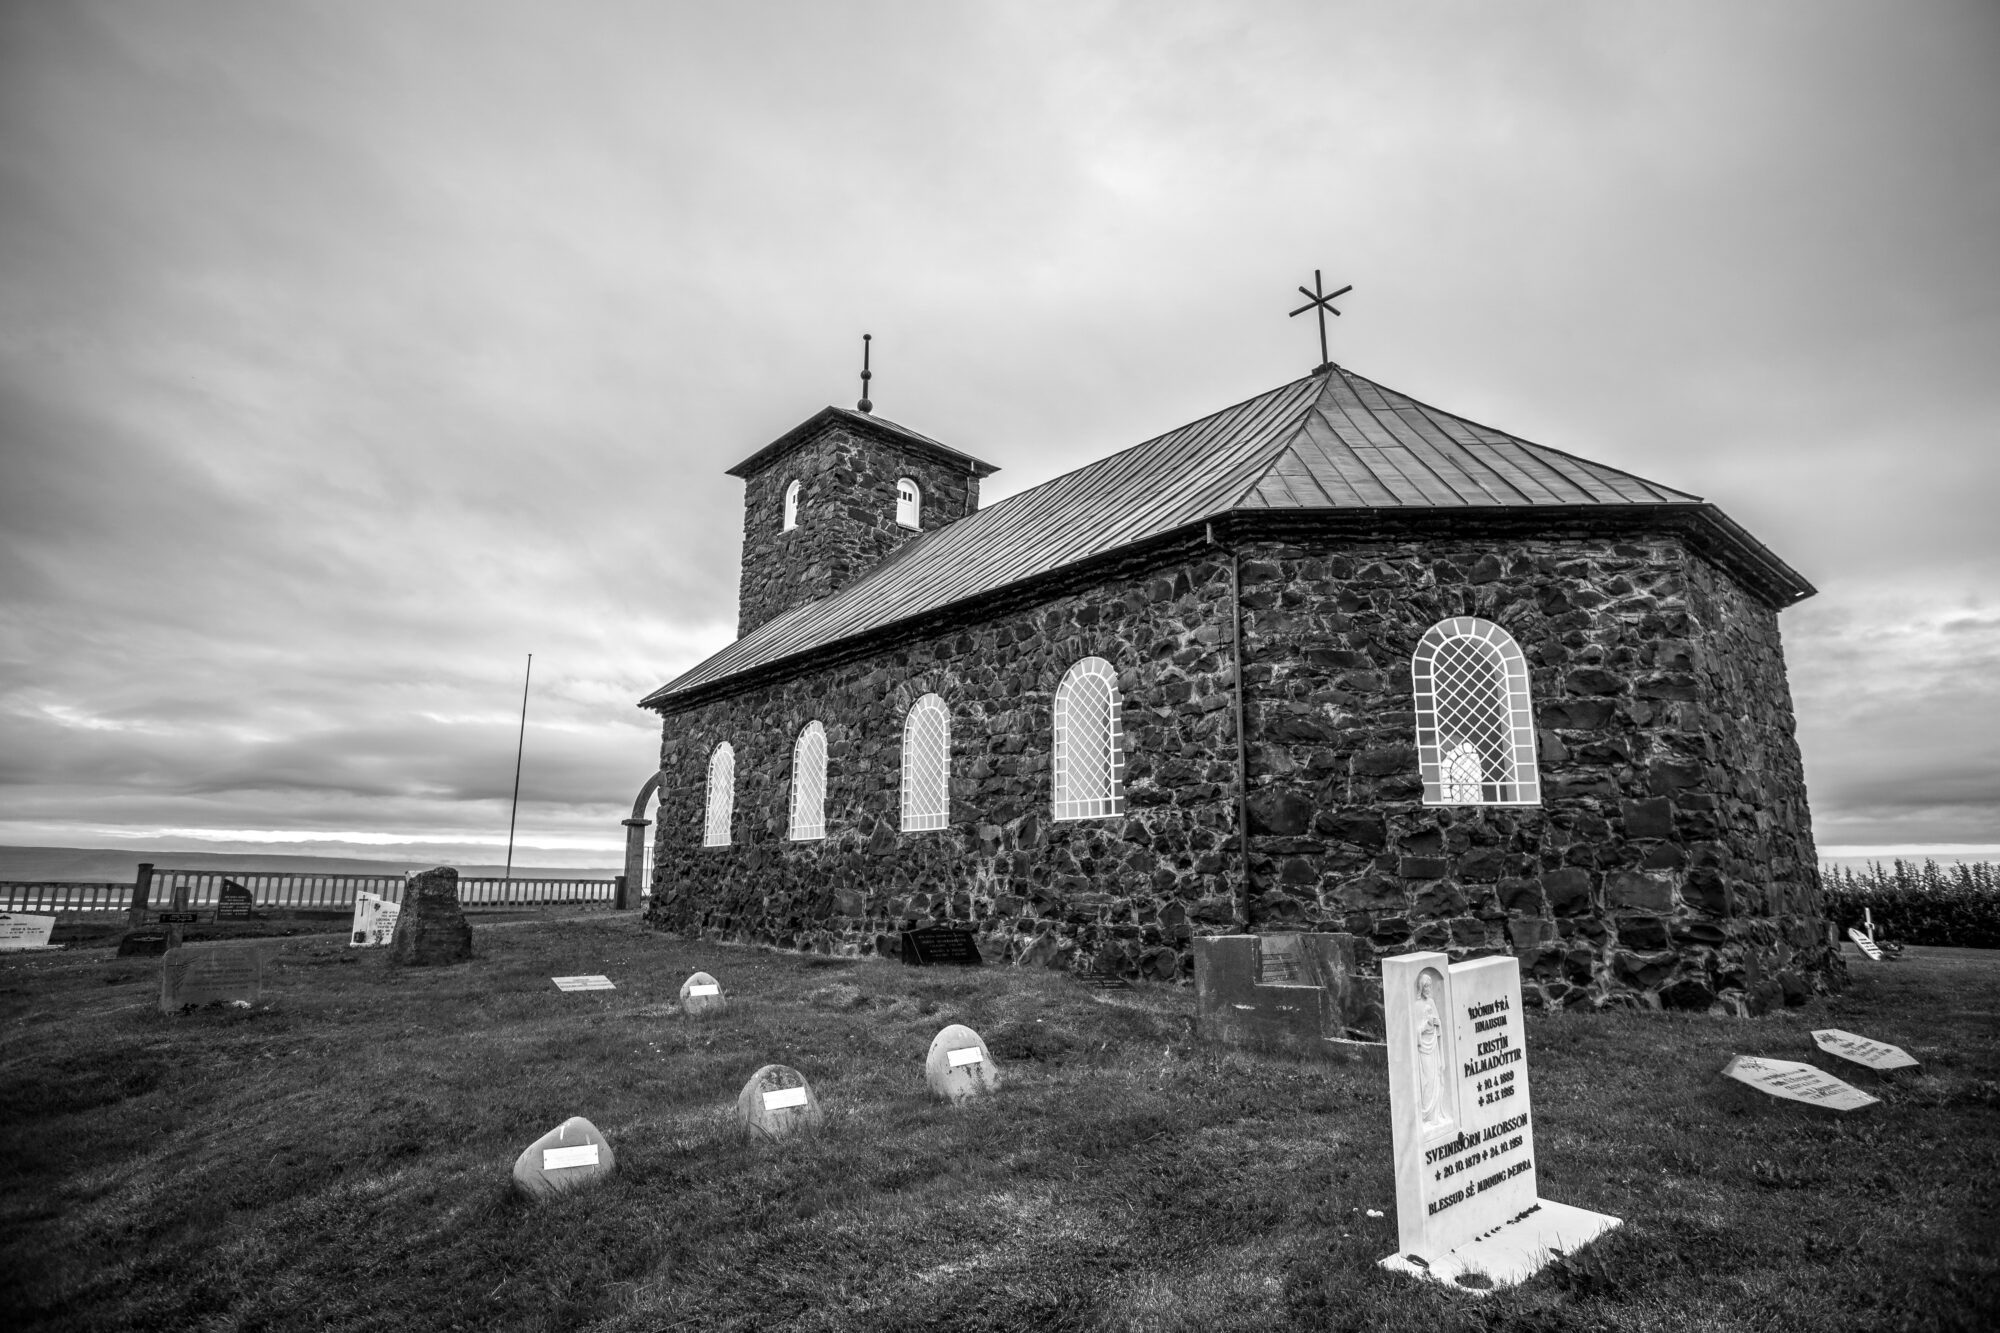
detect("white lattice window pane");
top-left (1413, 615), bottom-right (1539, 806)
top-left (789, 722), bottom-right (827, 841)
top-left (704, 743), bottom-right (734, 847)
top-left (1054, 657), bottom-right (1124, 820)
top-left (901, 694), bottom-right (950, 832)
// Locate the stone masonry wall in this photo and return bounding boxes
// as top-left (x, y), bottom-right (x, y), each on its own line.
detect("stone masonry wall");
top-left (736, 423), bottom-right (981, 637)
top-left (1234, 529), bottom-right (1836, 1014)
top-left (657, 552), bottom-right (1245, 981)
top-left (654, 524), bottom-right (1835, 1014)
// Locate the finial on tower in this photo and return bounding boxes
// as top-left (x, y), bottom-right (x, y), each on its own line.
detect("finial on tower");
top-left (857, 333), bottom-right (874, 414)
top-left (1288, 269), bottom-right (1352, 373)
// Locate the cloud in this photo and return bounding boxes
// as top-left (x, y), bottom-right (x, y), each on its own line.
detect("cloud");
top-left (1, 0), bottom-right (1997, 857)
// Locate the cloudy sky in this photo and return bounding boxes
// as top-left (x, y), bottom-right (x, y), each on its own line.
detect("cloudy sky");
top-left (2, 0), bottom-right (1996, 870)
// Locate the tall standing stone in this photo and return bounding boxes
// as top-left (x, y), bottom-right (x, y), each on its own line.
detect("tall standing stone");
top-left (387, 867), bottom-right (473, 966)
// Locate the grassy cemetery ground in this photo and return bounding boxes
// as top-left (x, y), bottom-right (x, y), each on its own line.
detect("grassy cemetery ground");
top-left (3, 923), bottom-right (1995, 1332)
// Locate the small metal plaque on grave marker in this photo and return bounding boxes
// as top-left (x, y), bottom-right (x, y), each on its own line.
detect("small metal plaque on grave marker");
top-left (158, 912), bottom-right (200, 925)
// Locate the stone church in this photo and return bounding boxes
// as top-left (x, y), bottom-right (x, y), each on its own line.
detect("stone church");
top-left (640, 359), bottom-right (1839, 1013)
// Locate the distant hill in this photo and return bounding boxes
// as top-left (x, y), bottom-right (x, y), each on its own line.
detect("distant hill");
top-left (0, 846), bottom-right (618, 883)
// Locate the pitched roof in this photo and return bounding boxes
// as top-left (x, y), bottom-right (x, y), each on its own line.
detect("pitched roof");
top-left (724, 406), bottom-right (1000, 479)
top-left (644, 363), bottom-right (1810, 708)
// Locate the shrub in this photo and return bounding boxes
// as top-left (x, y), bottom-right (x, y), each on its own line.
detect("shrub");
top-left (1821, 859), bottom-right (2000, 949)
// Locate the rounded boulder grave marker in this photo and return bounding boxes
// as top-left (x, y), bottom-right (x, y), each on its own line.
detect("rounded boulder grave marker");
top-left (737, 1063), bottom-right (823, 1141)
top-left (680, 971), bottom-right (726, 1016)
top-left (511, 1116), bottom-right (615, 1199)
top-left (925, 1024), bottom-right (1000, 1104)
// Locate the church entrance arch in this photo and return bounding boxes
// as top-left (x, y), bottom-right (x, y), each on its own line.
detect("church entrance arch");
top-left (620, 771), bottom-right (663, 910)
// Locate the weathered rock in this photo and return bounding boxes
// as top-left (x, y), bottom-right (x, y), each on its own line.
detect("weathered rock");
top-left (680, 970), bottom-right (726, 1016)
top-left (925, 1024), bottom-right (1000, 1103)
top-left (737, 1064), bottom-right (823, 1141)
top-left (387, 867), bottom-right (473, 966)
top-left (512, 1116), bottom-right (615, 1198)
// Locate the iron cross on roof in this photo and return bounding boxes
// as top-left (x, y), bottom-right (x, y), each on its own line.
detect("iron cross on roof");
top-left (1289, 269), bottom-right (1352, 372)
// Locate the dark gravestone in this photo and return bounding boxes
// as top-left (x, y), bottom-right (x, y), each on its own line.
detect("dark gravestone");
top-left (216, 880), bottom-right (255, 920)
top-left (117, 930), bottom-right (169, 957)
top-left (387, 867), bottom-right (474, 966)
top-left (900, 926), bottom-right (982, 967)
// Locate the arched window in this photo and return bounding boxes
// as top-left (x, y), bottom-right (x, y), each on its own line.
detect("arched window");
top-left (896, 477), bottom-right (921, 529)
top-left (703, 742), bottom-right (734, 847)
top-left (789, 720), bottom-right (827, 841)
top-left (1053, 656), bottom-right (1124, 820)
top-left (901, 693), bottom-right (950, 831)
top-left (783, 480), bottom-right (801, 531)
top-left (1412, 617), bottom-right (1539, 806)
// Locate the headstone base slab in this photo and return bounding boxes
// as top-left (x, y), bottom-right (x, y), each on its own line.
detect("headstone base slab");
top-left (1378, 1200), bottom-right (1621, 1294)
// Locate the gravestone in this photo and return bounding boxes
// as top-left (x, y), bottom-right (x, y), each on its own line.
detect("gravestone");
top-left (553, 975), bottom-right (615, 991)
top-left (216, 880), bottom-right (255, 920)
top-left (680, 971), bottom-right (726, 1016)
top-left (1810, 1029), bottom-right (1919, 1073)
top-left (1847, 927), bottom-right (1885, 961)
top-left (1379, 951), bottom-right (1620, 1291)
top-left (511, 1116), bottom-right (615, 1198)
top-left (1722, 1055), bottom-right (1879, 1111)
top-left (925, 1023), bottom-right (1000, 1104)
top-left (0, 913), bottom-right (57, 951)
top-left (160, 941), bottom-right (272, 1013)
top-left (900, 926), bottom-right (982, 967)
top-left (117, 930), bottom-right (169, 957)
top-left (386, 867), bottom-right (473, 966)
top-left (1193, 932), bottom-right (1385, 1060)
top-left (736, 1063), bottom-right (823, 1141)
top-left (350, 893), bottom-right (400, 947)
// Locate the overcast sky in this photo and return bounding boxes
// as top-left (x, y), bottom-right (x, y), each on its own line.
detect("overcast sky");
top-left (2, 0), bottom-right (1996, 870)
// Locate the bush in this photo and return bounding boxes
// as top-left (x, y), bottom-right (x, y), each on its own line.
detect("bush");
top-left (1821, 858), bottom-right (2000, 949)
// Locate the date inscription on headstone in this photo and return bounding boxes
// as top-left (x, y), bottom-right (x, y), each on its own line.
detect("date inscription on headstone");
top-left (1811, 1029), bottom-right (1918, 1072)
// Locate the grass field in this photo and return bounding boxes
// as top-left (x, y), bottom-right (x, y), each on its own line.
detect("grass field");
top-left (2, 922), bottom-right (1995, 1332)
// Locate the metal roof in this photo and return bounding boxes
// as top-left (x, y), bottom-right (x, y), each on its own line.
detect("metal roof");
top-left (643, 363), bottom-right (1805, 708)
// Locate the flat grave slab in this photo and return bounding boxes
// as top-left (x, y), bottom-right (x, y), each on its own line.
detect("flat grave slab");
top-left (1811, 1029), bottom-right (1919, 1073)
top-left (1379, 950), bottom-right (1618, 1291)
top-left (552, 975), bottom-right (615, 991)
top-left (511, 1116), bottom-right (615, 1198)
top-left (1722, 1055), bottom-right (1880, 1111)
top-left (160, 941), bottom-right (272, 1012)
top-left (0, 913), bottom-right (57, 951)
top-left (680, 971), bottom-right (726, 1015)
top-left (925, 1023), bottom-right (1000, 1104)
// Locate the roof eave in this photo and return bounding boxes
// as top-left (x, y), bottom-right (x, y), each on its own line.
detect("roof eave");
top-left (724, 407), bottom-right (1000, 480)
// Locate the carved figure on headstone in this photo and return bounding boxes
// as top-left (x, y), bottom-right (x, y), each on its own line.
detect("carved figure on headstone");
top-left (386, 866), bottom-right (473, 966)
top-left (1416, 968), bottom-right (1449, 1129)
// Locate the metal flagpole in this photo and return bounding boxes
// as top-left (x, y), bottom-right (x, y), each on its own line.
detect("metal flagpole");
top-left (504, 654), bottom-right (532, 885)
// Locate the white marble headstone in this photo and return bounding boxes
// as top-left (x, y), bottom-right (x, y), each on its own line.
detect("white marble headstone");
top-left (511, 1116), bottom-right (615, 1197)
top-left (680, 971), bottom-right (726, 1016)
top-left (925, 1024), bottom-right (1000, 1104)
top-left (552, 975), bottom-right (615, 991)
top-left (1379, 951), bottom-right (1620, 1290)
top-left (349, 894), bottom-right (399, 948)
top-left (737, 1063), bottom-right (823, 1141)
top-left (0, 913), bottom-right (57, 951)
top-left (1811, 1029), bottom-right (1918, 1072)
top-left (1847, 927), bottom-right (1884, 961)
top-left (1723, 1055), bottom-right (1880, 1111)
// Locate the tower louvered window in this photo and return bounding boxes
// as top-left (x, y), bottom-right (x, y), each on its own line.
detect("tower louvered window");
top-left (901, 693), bottom-right (950, 832)
top-left (1053, 656), bottom-right (1124, 820)
top-left (1412, 617), bottom-right (1539, 806)
top-left (703, 742), bottom-right (734, 847)
top-left (896, 477), bottom-right (921, 529)
top-left (789, 720), bottom-right (827, 841)
top-left (783, 479), bottom-right (800, 531)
